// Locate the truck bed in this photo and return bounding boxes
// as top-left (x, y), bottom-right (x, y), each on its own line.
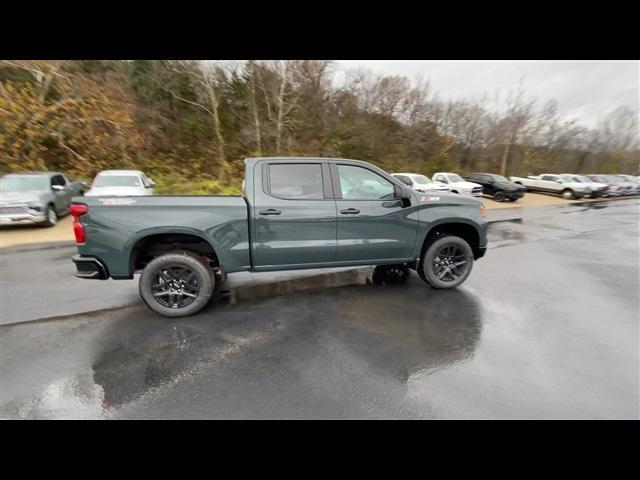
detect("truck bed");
top-left (74, 195), bottom-right (250, 278)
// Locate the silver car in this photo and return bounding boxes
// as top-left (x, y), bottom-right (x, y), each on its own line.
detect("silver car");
top-left (85, 170), bottom-right (155, 197)
top-left (0, 172), bottom-right (87, 227)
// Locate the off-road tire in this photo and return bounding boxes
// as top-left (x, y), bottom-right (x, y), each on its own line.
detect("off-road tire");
top-left (139, 250), bottom-right (215, 318)
top-left (418, 234), bottom-right (474, 289)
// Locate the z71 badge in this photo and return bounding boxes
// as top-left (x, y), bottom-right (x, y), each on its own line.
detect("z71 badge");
top-left (420, 196), bottom-right (440, 202)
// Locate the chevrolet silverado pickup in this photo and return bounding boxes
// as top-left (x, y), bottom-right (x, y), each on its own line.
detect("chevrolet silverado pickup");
top-left (71, 157), bottom-right (488, 317)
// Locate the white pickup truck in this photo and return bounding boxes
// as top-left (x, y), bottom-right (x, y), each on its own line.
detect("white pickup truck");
top-left (432, 172), bottom-right (483, 197)
top-left (509, 174), bottom-right (592, 199)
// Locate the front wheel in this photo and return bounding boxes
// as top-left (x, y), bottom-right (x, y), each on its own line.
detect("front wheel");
top-left (41, 205), bottom-right (58, 227)
top-left (493, 190), bottom-right (506, 201)
top-left (418, 235), bottom-right (474, 289)
top-left (562, 189), bottom-right (575, 199)
top-left (139, 250), bottom-right (215, 318)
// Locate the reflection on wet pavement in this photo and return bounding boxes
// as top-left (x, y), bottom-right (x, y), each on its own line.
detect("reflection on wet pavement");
top-left (1, 267), bottom-right (483, 419)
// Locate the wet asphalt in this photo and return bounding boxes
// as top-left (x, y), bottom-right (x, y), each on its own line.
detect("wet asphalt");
top-left (1, 200), bottom-right (638, 419)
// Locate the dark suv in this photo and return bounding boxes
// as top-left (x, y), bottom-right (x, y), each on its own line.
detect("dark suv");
top-left (467, 173), bottom-right (526, 202)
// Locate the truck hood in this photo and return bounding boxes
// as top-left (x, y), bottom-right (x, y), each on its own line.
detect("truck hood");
top-left (450, 180), bottom-right (482, 189)
top-left (494, 181), bottom-right (526, 191)
top-left (415, 190), bottom-right (481, 206)
top-left (0, 190), bottom-right (48, 205)
top-left (565, 182), bottom-right (591, 190)
top-left (85, 186), bottom-right (147, 196)
top-left (584, 181), bottom-right (608, 190)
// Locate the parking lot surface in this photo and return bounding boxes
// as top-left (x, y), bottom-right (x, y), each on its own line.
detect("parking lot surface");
top-left (0, 200), bottom-right (638, 419)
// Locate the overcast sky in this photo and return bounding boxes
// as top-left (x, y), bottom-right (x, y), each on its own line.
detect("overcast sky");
top-left (335, 61), bottom-right (639, 129)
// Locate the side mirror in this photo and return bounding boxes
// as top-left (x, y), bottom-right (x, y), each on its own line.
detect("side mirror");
top-left (147, 180), bottom-right (156, 188)
top-left (52, 185), bottom-right (64, 192)
top-left (395, 185), bottom-right (412, 207)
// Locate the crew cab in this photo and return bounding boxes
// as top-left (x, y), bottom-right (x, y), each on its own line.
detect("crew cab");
top-left (432, 172), bottom-right (483, 197)
top-left (71, 157), bottom-right (488, 317)
top-left (465, 173), bottom-right (526, 202)
top-left (509, 174), bottom-right (591, 199)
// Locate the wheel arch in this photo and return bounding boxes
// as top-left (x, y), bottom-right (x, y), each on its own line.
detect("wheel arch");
top-left (419, 221), bottom-right (481, 260)
top-left (127, 230), bottom-right (221, 277)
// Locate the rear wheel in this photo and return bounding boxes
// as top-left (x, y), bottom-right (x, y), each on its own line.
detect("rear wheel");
top-left (139, 250), bottom-right (215, 318)
top-left (418, 234), bottom-right (474, 289)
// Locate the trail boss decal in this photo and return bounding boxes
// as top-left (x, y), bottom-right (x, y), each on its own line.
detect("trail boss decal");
top-left (419, 196), bottom-right (440, 203)
top-left (98, 198), bottom-right (137, 206)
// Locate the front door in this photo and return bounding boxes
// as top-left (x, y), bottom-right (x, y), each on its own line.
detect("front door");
top-left (252, 161), bottom-right (337, 269)
top-left (51, 174), bottom-right (73, 214)
top-left (332, 163), bottom-right (418, 262)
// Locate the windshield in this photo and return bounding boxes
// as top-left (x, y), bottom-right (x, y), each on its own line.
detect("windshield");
top-left (490, 175), bottom-right (509, 182)
top-left (0, 175), bottom-right (49, 192)
top-left (410, 175), bottom-right (431, 184)
top-left (93, 175), bottom-right (141, 187)
top-left (448, 174), bottom-right (464, 182)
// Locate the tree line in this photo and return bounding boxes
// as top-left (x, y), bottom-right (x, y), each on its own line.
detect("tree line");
top-left (1, 60), bottom-right (638, 193)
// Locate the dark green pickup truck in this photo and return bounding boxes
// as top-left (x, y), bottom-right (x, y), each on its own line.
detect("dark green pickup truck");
top-left (71, 157), bottom-right (488, 317)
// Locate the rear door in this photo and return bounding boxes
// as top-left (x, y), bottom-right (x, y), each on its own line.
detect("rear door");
top-left (251, 161), bottom-right (337, 269)
top-left (332, 162), bottom-right (418, 262)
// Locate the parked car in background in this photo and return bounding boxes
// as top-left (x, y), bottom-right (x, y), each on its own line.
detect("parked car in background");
top-left (0, 172), bottom-right (86, 227)
top-left (391, 173), bottom-right (450, 193)
top-left (510, 174), bottom-right (591, 199)
top-left (586, 175), bottom-right (632, 196)
top-left (613, 175), bottom-right (640, 195)
top-left (432, 172), bottom-right (483, 197)
top-left (465, 173), bottom-right (526, 202)
top-left (563, 174), bottom-right (609, 198)
top-left (85, 170), bottom-right (155, 197)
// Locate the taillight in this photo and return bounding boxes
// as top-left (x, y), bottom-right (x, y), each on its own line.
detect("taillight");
top-left (70, 203), bottom-right (88, 244)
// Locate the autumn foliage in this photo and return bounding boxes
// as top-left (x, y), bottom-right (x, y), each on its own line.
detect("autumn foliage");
top-left (1, 60), bottom-right (638, 194)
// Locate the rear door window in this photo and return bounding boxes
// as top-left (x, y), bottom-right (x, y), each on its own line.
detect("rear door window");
top-left (268, 163), bottom-right (324, 200)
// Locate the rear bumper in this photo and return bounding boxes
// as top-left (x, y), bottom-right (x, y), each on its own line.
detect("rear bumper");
top-left (72, 255), bottom-right (109, 280)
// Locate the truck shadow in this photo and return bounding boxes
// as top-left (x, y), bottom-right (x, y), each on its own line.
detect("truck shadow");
top-left (90, 267), bottom-right (483, 414)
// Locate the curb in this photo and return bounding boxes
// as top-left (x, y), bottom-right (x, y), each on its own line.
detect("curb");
top-left (0, 240), bottom-right (75, 253)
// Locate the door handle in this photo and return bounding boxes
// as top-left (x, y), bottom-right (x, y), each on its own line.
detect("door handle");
top-left (340, 208), bottom-right (360, 215)
top-left (259, 209), bottom-right (281, 216)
